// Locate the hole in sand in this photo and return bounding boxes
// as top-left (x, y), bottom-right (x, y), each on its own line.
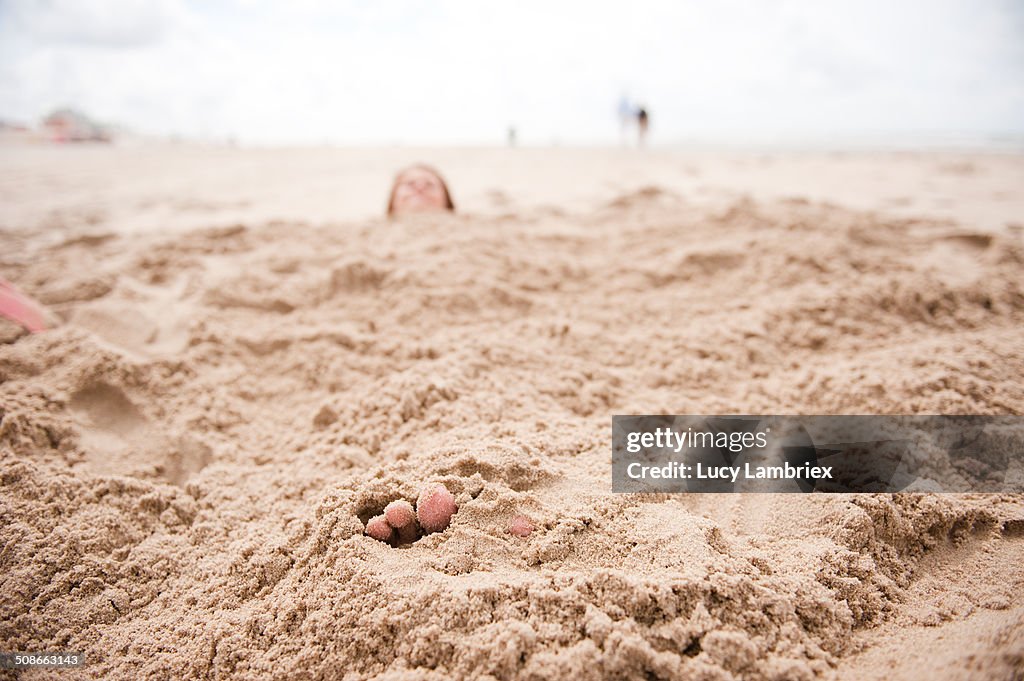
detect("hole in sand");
top-left (356, 505), bottom-right (383, 527)
top-left (357, 502), bottom-right (423, 547)
top-left (1001, 519), bottom-right (1024, 538)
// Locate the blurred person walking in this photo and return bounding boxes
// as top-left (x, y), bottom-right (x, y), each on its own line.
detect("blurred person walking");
top-left (636, 105), bottom-right (649, 147)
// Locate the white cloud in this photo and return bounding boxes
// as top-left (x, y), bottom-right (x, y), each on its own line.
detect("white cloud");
top-left (0, 0), bottom-right (1021, 144)
top-left (2, 0), bottom-right (186, 47)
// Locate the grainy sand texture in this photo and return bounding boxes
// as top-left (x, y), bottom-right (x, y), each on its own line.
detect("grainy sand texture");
top-left (1, 145), bottom-right (1023, 680)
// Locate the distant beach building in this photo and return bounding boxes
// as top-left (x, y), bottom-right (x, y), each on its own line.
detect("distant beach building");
top-left (41, 108), bottom-right (111, 143)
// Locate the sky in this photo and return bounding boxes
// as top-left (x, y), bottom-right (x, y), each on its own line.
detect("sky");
top-left (0, 0), bottom-right (1022, 146)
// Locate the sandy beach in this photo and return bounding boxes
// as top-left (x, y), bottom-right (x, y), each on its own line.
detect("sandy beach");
top-left (1, 144), bottom-right (1023, 680)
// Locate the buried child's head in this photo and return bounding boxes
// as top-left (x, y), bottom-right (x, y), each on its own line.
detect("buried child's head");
top-left (387, 164), bottom-right (455, 216)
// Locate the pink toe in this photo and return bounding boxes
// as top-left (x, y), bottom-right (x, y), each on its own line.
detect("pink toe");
top-left (509, 515), bottom-right (534, 537)
top-left (365, 515), bottom-right (394, 542)
top-left (416, 484), bottom-right (458, 534)
top-left (384, 499), bottom-right (417, 529)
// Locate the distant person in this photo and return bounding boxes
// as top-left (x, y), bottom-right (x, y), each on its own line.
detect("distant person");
top-left (387, 164), bottom-right (455, 216)
top-left (507, 126), bottom-right (517, 147)
top-left (618, 95), bottom-right (633, 144)
top-left (636, 106), bottom-right (649, 147)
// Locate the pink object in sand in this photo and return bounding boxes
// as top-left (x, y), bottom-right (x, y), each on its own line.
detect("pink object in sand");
top-left (384, 500), bottom-right (416, 529)
top-left (416, 484), bottom-right (458, 534)
top-left (509, 515), bottom-right (534, 538)
top-left (0, 278), bottom-right (47, 333)
top-left (365, 515), bottom-right (394, 543)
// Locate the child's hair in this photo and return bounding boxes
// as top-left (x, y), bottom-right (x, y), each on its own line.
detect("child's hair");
top-left (387, 164), bottom-right (456, 215)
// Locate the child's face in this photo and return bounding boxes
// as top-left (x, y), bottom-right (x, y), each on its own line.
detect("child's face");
top-left (391, 168), bottom-right (448, 215)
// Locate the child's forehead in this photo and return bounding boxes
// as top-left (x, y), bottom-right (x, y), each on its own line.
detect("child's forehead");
top-left (399, 167), bottom-right (440, 182)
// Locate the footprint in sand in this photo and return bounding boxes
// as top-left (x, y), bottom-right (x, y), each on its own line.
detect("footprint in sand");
top-left (69, 382), bottom-right (210, 485)
top-left (70, 277), bottom-right (190, 357)
top-left (914, 231), bottom-right (996, 288)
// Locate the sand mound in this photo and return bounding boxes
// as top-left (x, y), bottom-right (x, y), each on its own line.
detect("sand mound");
top-left (2, 194), bottom-right (1023, 680)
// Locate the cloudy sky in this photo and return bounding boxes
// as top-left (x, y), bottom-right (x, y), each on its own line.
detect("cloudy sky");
top-left (1, 0), bottom-right (1022, 145)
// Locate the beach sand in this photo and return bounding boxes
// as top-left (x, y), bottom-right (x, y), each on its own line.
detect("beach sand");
top-left (1, 145), bottom-right (1023, 680)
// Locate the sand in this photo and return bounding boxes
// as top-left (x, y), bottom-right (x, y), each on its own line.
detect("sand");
top-left (1, 145), bottom-right (1023, 680)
